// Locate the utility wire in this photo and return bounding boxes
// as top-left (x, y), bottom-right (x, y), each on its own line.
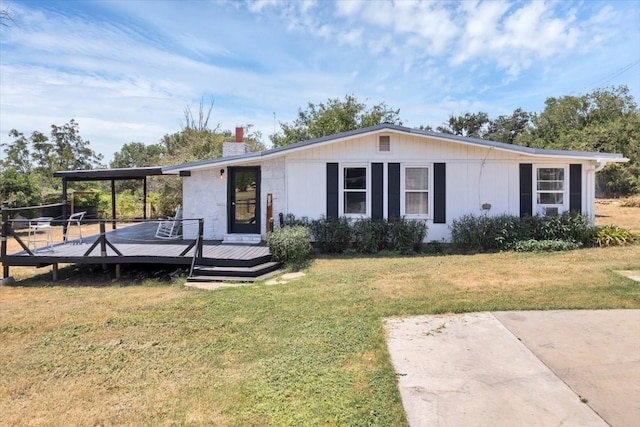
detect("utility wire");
top-left (573, 58), bottom-right (640, 94)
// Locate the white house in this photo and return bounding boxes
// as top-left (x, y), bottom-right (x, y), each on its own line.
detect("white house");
top-left (162, 124), bottom-right (627, 243)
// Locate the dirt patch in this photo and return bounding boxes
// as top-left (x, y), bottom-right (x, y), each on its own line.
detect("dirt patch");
top-left (595, 199), bottom-right (640, 233)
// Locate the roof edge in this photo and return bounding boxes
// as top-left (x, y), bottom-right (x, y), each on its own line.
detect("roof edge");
top-left (162, 124), bottom-right (629, 173)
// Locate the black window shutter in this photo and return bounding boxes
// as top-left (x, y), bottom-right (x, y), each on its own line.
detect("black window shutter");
top-left (372, 163), bottom-right (383, 220)
top-left (388, 163), bottom-right (400, 219)
top-left (326, 163), bottom-right (338, 218)
top-left (433, 163), bottom-right (446, 224)
top-left (520, 163), bottom-right (533, 217)
top-left (569, 164), bottom-right (582, 213)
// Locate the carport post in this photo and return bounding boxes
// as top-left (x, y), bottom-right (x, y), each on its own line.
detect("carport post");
top-left (111, 179), bottom-right (116, 230)
top-left (61, 177), bottom-right (68, 238)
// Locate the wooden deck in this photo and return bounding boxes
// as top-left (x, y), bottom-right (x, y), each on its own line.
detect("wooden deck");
top-left (2, 221), bottom-right (270, 268)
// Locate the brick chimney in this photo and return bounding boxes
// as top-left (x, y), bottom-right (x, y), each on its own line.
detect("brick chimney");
top-left (235, 126), bottom-right (244, 142)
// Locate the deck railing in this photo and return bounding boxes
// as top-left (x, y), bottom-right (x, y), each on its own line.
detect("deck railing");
top-left (2, 201), bottom-right (205, 280)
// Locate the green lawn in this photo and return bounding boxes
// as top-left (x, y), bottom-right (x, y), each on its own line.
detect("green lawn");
top-left (1, 245), bottom-right (640, 426)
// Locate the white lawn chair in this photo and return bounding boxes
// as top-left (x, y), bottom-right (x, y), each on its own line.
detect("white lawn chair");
top-left (64, 211), bottom-right (86, 243)
top-left (28, 217), bottom-right (54, 251)
top-left (155, 205), bottom-right (183, 239)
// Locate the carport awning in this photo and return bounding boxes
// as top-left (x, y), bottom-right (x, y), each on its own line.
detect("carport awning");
top-left (54, 167), bottom-right (168, 225)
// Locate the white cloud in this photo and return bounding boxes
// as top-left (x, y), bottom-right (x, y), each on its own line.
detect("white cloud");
top-left (335, 0), bottom-right (364, 17)
top-left (1, 0), bottom-right (639, 164)
top-left (337, 28), bottom-right (363, 46)
top-left (247, 0), bottom-right (280, 13)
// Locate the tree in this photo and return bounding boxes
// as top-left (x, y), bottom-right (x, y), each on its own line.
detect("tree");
top-left (514, 85), bottom-right (639, 196)
top-left (270, 94), bottom-right (402, 147)
top-left (436, 112), bottom-right (490, 138)
top-left (1, 130), bottom-right (33, 173)
top-left (1, 119), bottom-right (104, 203)
top-left (1, 8), bottom-right (12, 26)
top-left (110, 142), bottom-right (165, 169)
top-left (0, 168), bottom-right (41, 207)
top-left (161, 100), bottom-right (264, 163)
top-left (49, 119), bottom-right (104, 172)
top-left (484, 108), bottom-right (531, 144)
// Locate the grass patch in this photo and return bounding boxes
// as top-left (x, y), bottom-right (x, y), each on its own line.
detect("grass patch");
top-left (2, 245), bottom-right (640, 425)
top-left (2, 200), bottom-right (640, 425)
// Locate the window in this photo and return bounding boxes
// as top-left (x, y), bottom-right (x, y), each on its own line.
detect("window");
top-left (343, 167), bottom-right (367, 215)
top-left (404, 166), bottom-right (429, 216)
top-left (536, 167), bottom-right (566, 215)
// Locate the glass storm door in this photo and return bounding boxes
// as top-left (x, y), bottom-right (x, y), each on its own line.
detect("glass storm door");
top-left (228, 167), bottom-right (260, 234)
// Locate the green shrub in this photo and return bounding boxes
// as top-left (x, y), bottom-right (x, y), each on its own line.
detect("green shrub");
top-left (422, 240), bottom-right (444, 255)
top-left (352, 218), bottom-right (389, 254)
top-left (308, 216), bottom-right (352, 254)
top-left (534, 212), bottom-right (594, 244)
top-left (513, 239), bottom-right (583, 252)
top-left (450, 212), bottom-right (596, 252)
top-left (592, 225), bottom-right (637, 247)
top-left (492, 214), bottom-right (521, 250)
top-left (389, 217), bottom-right (427, 254)
top-left (267, 225), bottom-right (312, 269)
top-left (449, 214), bottom-right (502, 252)
top-left (281, 213), bottom-right (310, 227)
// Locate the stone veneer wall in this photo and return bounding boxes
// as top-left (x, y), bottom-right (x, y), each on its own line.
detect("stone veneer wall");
top-left (182, 168), bottom-right (227, 240)
top-left (222, 142), bottom-right (249, 157)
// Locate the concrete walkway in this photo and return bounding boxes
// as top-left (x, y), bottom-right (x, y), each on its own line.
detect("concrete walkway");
top-left (385, 310), bottom-right (640, 427)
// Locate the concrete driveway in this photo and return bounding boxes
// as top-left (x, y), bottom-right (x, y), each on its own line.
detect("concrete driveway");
top-left (385, 310), bottom-right (640, 427)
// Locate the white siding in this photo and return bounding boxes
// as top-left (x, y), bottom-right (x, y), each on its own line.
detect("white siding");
top-left (286, 161), bottom-right (325, 219)
top-left (260, 157), bottom-right (286, 236)
top-left (182, 131), bottom-right (598, 242)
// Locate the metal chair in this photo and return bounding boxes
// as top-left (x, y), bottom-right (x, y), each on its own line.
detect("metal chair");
top-left (28, 217), bottom-right (54, 251)
top-left (64, 211), bottom-right (86, 243)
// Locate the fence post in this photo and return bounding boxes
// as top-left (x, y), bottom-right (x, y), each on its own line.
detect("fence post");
top-left (100, 221), bottom-right (108, 271)
top-left (1, 201), bottom-right (12, 282)
top-left (197, 219), bottom-right (204, 258)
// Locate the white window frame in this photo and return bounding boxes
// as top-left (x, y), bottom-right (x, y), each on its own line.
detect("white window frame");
top-left (339, 164), bottom-right (369, 218)
top-left (534, 164), bottom-right (568, 216)
top-left (401, 164), bottom-right (432, 219)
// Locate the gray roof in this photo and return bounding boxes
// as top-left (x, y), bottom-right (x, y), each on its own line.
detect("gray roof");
top-left (162, 124), bottom-right (627, 173)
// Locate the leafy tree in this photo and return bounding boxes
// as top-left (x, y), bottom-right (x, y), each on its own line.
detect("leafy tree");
top-left (484, 108), bottom-right (531, 144)
top-left (436, 112), bottom-right (489, 138)
top-left (515, 85), bottom-right (639, 196)
top-left (516, 86), bottom-right (636, 149)
top-left (270, 94), bottom-right (402, 147)
top-left (0, 168), bottom-right (42, 207)
top-left (1, 130), bottom-right (33, 173)
top-left (1, 119), bottom-right (104, 204)
top-left (110, 142), bottom-right (165, 169)
top-left (48, 119), bottom-right (104, 172)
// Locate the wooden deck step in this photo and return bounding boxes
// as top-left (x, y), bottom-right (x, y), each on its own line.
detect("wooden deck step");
top-left (187, 267), bottom-right (282, 283)
top-left (190, 261), bottom-right (281, 279)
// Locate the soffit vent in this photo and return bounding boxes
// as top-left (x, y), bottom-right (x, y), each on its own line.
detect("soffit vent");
top-left (378, 135), bottom-right (391, 152)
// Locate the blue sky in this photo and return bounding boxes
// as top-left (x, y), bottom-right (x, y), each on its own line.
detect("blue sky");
top-left (1, 0), bottom-right (639, 163)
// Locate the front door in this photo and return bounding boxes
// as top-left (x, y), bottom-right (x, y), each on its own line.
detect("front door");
top-left (228, 167), bottom-right (261, 234)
